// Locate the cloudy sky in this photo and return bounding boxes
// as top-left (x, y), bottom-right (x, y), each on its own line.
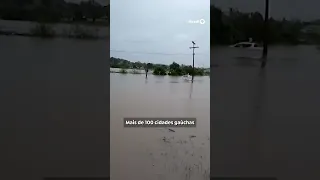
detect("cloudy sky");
top-left (213, 0), bottom-right (320, 21)
top-left (110, 0), bottom-right (210, 67)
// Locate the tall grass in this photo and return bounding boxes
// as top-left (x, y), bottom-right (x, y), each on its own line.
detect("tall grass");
top-left (63, 25), bottom-right (99, 39)
top-left (29, 23), bottom-right (55, 38)
top-left (131, 69), bottom-right (141, 74)
top-left (119, 69), bottom-right (127, 74)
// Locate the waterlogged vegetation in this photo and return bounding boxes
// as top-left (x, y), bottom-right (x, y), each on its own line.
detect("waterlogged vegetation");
top-left (0, 0), bottom-right (109, 24)
top-left (131, 69), bottom-right (141, 74)
top-left (63, 24), bottom-right (99, 39)
top-left (119, 68), bottom-right (127, 74)
top-left (24, 22), bottom-right (100, 39)
top-left (153, 67), bottom-right (167, 76)
top-left (29, 23), bottom-right (55, 38)
top-left (0, 0), bottom-right (108, 39)
top-left (111, 57), bottom-right (210, 76)
top-left (166, 62), bottom-right (206, 76)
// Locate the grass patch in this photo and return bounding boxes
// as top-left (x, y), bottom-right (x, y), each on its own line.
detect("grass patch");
top-left (119, 69), bottom-right (127, 74)
top-left (29, 23), bottom-right (55, 38)
top-left (63, 25), bottom-right (99, 39)
top-left (131, 69), bottom-right (141, 74)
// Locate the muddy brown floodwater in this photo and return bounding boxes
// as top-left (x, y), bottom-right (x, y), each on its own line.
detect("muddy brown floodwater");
top-left (211, 46), bottom-right (320, 180)
top-left (110, 74), bottom-right (210, 180)
top-left (0, 36), bottom-right (109, 180)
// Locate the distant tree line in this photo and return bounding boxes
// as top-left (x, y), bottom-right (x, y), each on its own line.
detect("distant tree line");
top-left (0, 0), bottom-right (109, 24)
top-left (110, 57), bottom-right (208, 76)
top-left (211, 5), bottom-right (320, 45)
top-left (155, 62), bottom-right (206, 76)
top-left (110, 57), bottom-right (157, 69)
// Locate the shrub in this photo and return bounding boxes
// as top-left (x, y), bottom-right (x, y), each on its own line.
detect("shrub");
top-left (30, 23), bottom-right (55, 37)
top-left (119, 69), bottom-right (127, 74)
top-left (131, 69), bottom-right (140, 74)
top-left (168, 68), bottom-right (183, 76)
top-left (69, 25), bottom-right (99, 39)
top-left (194, 68), bottom-right (205, 76)
top-left (153, 67), bottom-right (167, 75)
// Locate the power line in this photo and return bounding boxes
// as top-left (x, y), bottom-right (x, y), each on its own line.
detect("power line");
top-left (110, 49), bottom-right (208, 56)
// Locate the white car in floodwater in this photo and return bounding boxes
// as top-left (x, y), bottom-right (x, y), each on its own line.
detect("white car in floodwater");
top-left (230, 42), bottom-right (262, 49)
top-left (183, 74), bottom-right (192, 81)
top-left (230, 41), bottom-right (263, 58)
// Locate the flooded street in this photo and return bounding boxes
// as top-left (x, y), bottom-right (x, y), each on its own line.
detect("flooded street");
top-left (2, 32), bottom-right (320, 180)
top-left (211, 46), bottom-right (320, 180)
top-left (110, 74), bottom-right (210, 180)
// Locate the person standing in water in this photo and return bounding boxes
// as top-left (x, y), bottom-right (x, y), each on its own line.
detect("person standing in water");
top-left (145, 67), bottom-right (148, 79)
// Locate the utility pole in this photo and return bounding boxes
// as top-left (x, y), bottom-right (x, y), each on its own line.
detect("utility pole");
top-left (189, 41), bottom-right (199, 83)
top-left (261, 0), bottom-right (269, 68)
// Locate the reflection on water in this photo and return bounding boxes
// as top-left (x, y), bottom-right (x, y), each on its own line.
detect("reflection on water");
top-left (189, 83), bottom-right (194, 99)
top-left (111, 74), bottom-right (210, 180)
top-left (211, 46), bottom-right (320, 180)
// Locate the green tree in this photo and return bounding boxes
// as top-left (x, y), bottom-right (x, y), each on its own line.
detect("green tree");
top-left (181, 65), bottom-right (193, 75)
top-left (168, 62), bottom-right (183, 76)
top-left (153, 67), bottom-right (167, 75)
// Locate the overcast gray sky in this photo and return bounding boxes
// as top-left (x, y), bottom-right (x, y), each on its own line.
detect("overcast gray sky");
top-left (213, 0), bottom-right (320, 21)
top-left (110, 0), bottom-right (210, 67)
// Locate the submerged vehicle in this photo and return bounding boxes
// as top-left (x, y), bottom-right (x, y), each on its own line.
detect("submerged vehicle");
top-left (183, 74), bottom-right (192, 81)
top-left (230, 39), bottom-right (263, 58)
top-left (230, 42), bottom-right (263, 50)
